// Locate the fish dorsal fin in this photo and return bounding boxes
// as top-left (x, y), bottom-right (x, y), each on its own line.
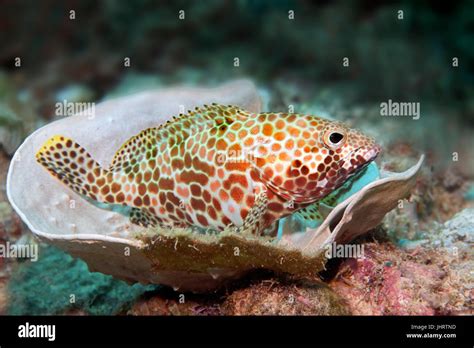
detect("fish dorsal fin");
top-left (191, 103), bottom-right (251, 128)
top-left (109, 103), bottom-right (251, 171)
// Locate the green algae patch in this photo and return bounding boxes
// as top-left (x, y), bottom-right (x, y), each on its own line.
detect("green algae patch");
top-left (7, 245), bottom-right (155, 315)
top-left (136, 226), bottom-right (328, 279)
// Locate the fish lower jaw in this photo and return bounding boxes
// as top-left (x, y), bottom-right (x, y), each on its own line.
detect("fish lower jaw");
top-left (362, 147), bottom-right (380, 162)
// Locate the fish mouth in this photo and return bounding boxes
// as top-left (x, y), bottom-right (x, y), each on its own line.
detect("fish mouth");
top-left (339, 144), bottom-right (381, 174)
top-left (361, 144), bottom-right (381, 162)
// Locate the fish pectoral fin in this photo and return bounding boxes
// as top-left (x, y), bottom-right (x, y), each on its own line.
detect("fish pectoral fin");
top-left (262, 221), bottom-right (279, 237)
top-left (317, 202), bottom-right (333, 220)
top-left (230, 191), bottom-right (269, 235)
top-left (36, 135), bottom-right (118, 205)
top-left (129, 208), bottom-right (160, 227)
top-left (293, 201), bottom-right (333, 229)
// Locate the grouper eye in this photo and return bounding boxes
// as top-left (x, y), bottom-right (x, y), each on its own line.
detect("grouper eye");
top-left (324, 130), bottom-right (346, 149)
top-left (329, 132), bottom-right (344, 144)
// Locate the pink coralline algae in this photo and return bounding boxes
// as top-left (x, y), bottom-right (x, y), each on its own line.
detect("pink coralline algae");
top-left (329, 242), bottom-right (472, 315)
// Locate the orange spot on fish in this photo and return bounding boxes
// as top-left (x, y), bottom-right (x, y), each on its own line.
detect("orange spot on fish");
top-left (275, 119), bottom-right (285, 129)
top-left (210, 181), bottom-right (220, 192)
top-left (219, 189), bottom-right (229, 201)
top-left (177, 186), bottom-right (190, 198)
top-left (199, 146), bottom-right (206, 158)
top-left (274, 132), bottom-right (285, 141)
top-left (262, 124), bottom-right (273, 136)
top-left (244, 138), bottom-right (254, 147)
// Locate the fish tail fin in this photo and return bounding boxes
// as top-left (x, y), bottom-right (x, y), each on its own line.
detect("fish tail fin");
top-left (36, 135), bottom-right (122, 205)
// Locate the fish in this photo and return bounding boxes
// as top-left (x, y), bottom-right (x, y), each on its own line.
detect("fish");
top-left (36, 103), bottom-right (381, 237)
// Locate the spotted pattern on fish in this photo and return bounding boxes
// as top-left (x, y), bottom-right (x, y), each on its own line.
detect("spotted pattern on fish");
top-left (36, 104), bottom-right (380, 236)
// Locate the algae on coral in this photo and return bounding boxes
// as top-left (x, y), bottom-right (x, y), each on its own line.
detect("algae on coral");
top-left (8, 245), bottom-right (156, 315)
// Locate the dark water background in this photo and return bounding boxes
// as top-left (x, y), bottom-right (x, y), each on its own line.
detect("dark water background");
top-left (0, 0), bottom-right (472, 316)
